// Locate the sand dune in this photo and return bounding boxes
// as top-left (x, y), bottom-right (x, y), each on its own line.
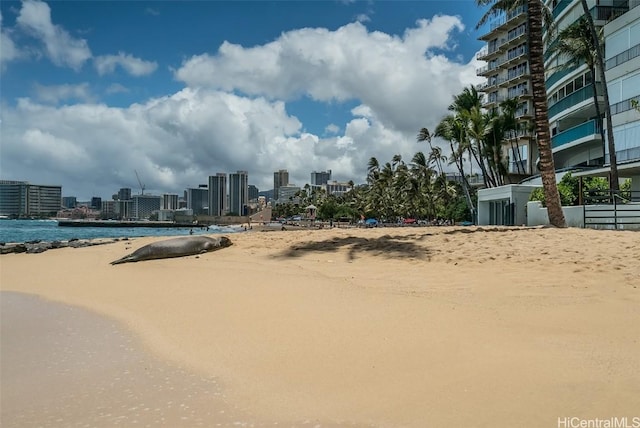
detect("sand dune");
top-left (2, 226), bottom-right (639, 427)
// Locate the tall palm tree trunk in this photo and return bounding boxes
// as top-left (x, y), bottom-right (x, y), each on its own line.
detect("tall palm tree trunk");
top-left (580, 0), bottom-right (619, 191)
top-left (528, 0), bottom-right (566, 227)
top-left (587, 63), bottom-right (607, 164)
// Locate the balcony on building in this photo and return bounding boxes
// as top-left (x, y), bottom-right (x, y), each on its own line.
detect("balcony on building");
top-left (548, 82), bottom-right (603, 120)
top-left (590, 0), bottom-right (630, 23)
top-left (552, 119), bottom-right (602, 150)
top-left (479, 5), bottom-right (528, 40)
top-left (498, 64), bottom-right (530, 88)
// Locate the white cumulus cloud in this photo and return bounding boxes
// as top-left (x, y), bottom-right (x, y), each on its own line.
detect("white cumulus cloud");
top-left (2, 12), bottom-right (486, 199)
top-left (94, 52), bottom-right (158, 76)
top-left (33, 82), bottom-right (94, 104)
top-left (16, 0), bottom-right (91, 70)
top-left (175, 17), bottom-right (482, 135)
top-left (1, 10), bottom-right (22, 69)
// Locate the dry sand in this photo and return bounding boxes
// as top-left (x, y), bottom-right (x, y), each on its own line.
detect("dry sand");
top-left (1, 226), bottom-right (639, 427)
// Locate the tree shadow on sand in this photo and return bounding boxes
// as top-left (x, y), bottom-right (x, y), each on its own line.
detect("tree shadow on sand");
top-left (276, 234), bottom-right (431, 262)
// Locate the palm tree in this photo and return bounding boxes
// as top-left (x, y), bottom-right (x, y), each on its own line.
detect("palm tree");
top-left (578, 0), bottom-right (619, 191)
top-left (417, 128), bottom-right (445, 176)
top-left (498, 97), bottom-right (526, 176)
top-left (547, 16), bottom-right (618, 191)
top-left (464, 104), bottom-right (496, 187)
top-left (435, 115), bottom-right (476, 220)
top-left (476, 0), bottom-right (566, 227)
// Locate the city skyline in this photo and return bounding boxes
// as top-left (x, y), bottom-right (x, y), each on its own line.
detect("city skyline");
top-left (1, 0), bottom-right (487, 200)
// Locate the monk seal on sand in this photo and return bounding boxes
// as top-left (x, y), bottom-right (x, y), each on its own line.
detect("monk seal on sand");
top-left (110, 236), bottom-right (232, 265)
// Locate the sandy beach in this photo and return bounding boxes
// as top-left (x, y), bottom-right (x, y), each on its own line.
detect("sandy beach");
top-left (2, 226), bottom-right (639, 427)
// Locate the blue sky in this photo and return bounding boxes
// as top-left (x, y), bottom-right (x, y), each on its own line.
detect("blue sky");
top-left (1, 0), bottom-right (488, 199)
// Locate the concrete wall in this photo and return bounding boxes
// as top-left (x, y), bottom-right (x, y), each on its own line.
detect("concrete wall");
top-left (526, 201), bottom-right (584, 227)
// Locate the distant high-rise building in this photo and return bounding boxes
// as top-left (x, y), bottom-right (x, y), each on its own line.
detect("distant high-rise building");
top-left (311, 170), bottom-right (332, 189)
top-left (186, 187), bottom-right (208, 215)
top-left (229, 171), bottom-right (248, 216)
top-left (132, 194), bottom-right (162, 219)
top-left (101, 200), bottom-right (116, 219)
top-left (62, 196), bottom-right (77, 209)
top-left (208, 173), bottom-right (227, 217)
top-left (273, 169), bottom-right (289, 201)
top-left (162, 194), bottom-right (179, 210)
top-left (0, 180), bottom-right (62, 217)
top-left (90, 197), bottom-right (102, 210)
top-left (248, 184), bottom-right (259, 202)
top-left (118, 188), bottom-right (132, 201)
top-left (277, 185), bottom-right (301, 202)
top-left (325, 181), bottom-right (350, 197)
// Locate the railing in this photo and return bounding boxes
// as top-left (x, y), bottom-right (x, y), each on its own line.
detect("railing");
top-left (610, 95), bottom-right (640, 115)
top-left (583, 190), bottom-right (640, 230)
top-left (551, 119), bottom-right (600, 149)
top-left (589, 4), bottom-right (629, 21)
top-left (507, 86), bottom-right (530, 98)
top-left (545, 63), bottom-right (582, 90)
top-left (509, 160), bottom-right (528, 174)
top-left (606, 43), bottom-right (640, 70)
top-left (502, 26), bottom-right (527, 48)
top-left (548, 83), bottom-right (602, 118)
top-left (489, 5), bottom-right (528, 31)
top-left (614, 146), bottom-right (640, 163)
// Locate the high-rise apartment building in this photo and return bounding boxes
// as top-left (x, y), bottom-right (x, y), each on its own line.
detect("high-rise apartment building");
top-left (186, 187), bottom-right (209, 215)
top-left (62, 196), bottom-right (77, 209)
top-left (543, 0), bottom-right (629, 170)
top-left (476, 4), bottom-right (535, 178)
top-left (603, 1), bottom-right (640, 165)
top-left (229, 171), bottom-right (248, 215)
top-left (90, 197), bottom-right (102, 210)
top-left (162, 193), bottom-right (179, 210)
top-left (248, 184), bottom-right (259, 202)
top-left (0, 180), bottom-right (62, 217)
top-left (132, 194), bottom-right (162, 219)
top-left (599, 1), bottom-right (640, 192)
top-left (311, 170), bottom-right (332, 190)
top-left (117, 188), bottom-right (132, 201)
top-left (273, 169), bottom-right (289, 201)
top-left (208, 173), bottom-right (227, 216)
top-left (477, 0), bottom-right (638, 179)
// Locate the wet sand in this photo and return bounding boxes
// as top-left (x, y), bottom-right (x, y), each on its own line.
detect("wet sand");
top-left (1, 226), bottom-right (640, 427)
top-left (1, 291), bottom-right (256, 427)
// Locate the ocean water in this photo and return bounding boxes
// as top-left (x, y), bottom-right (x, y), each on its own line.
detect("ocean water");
top-left (0, 219), bottom-right (241, 244)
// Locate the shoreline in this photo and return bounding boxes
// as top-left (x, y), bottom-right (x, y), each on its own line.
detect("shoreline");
top-left (2, 226), bottom-right (639, 426)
